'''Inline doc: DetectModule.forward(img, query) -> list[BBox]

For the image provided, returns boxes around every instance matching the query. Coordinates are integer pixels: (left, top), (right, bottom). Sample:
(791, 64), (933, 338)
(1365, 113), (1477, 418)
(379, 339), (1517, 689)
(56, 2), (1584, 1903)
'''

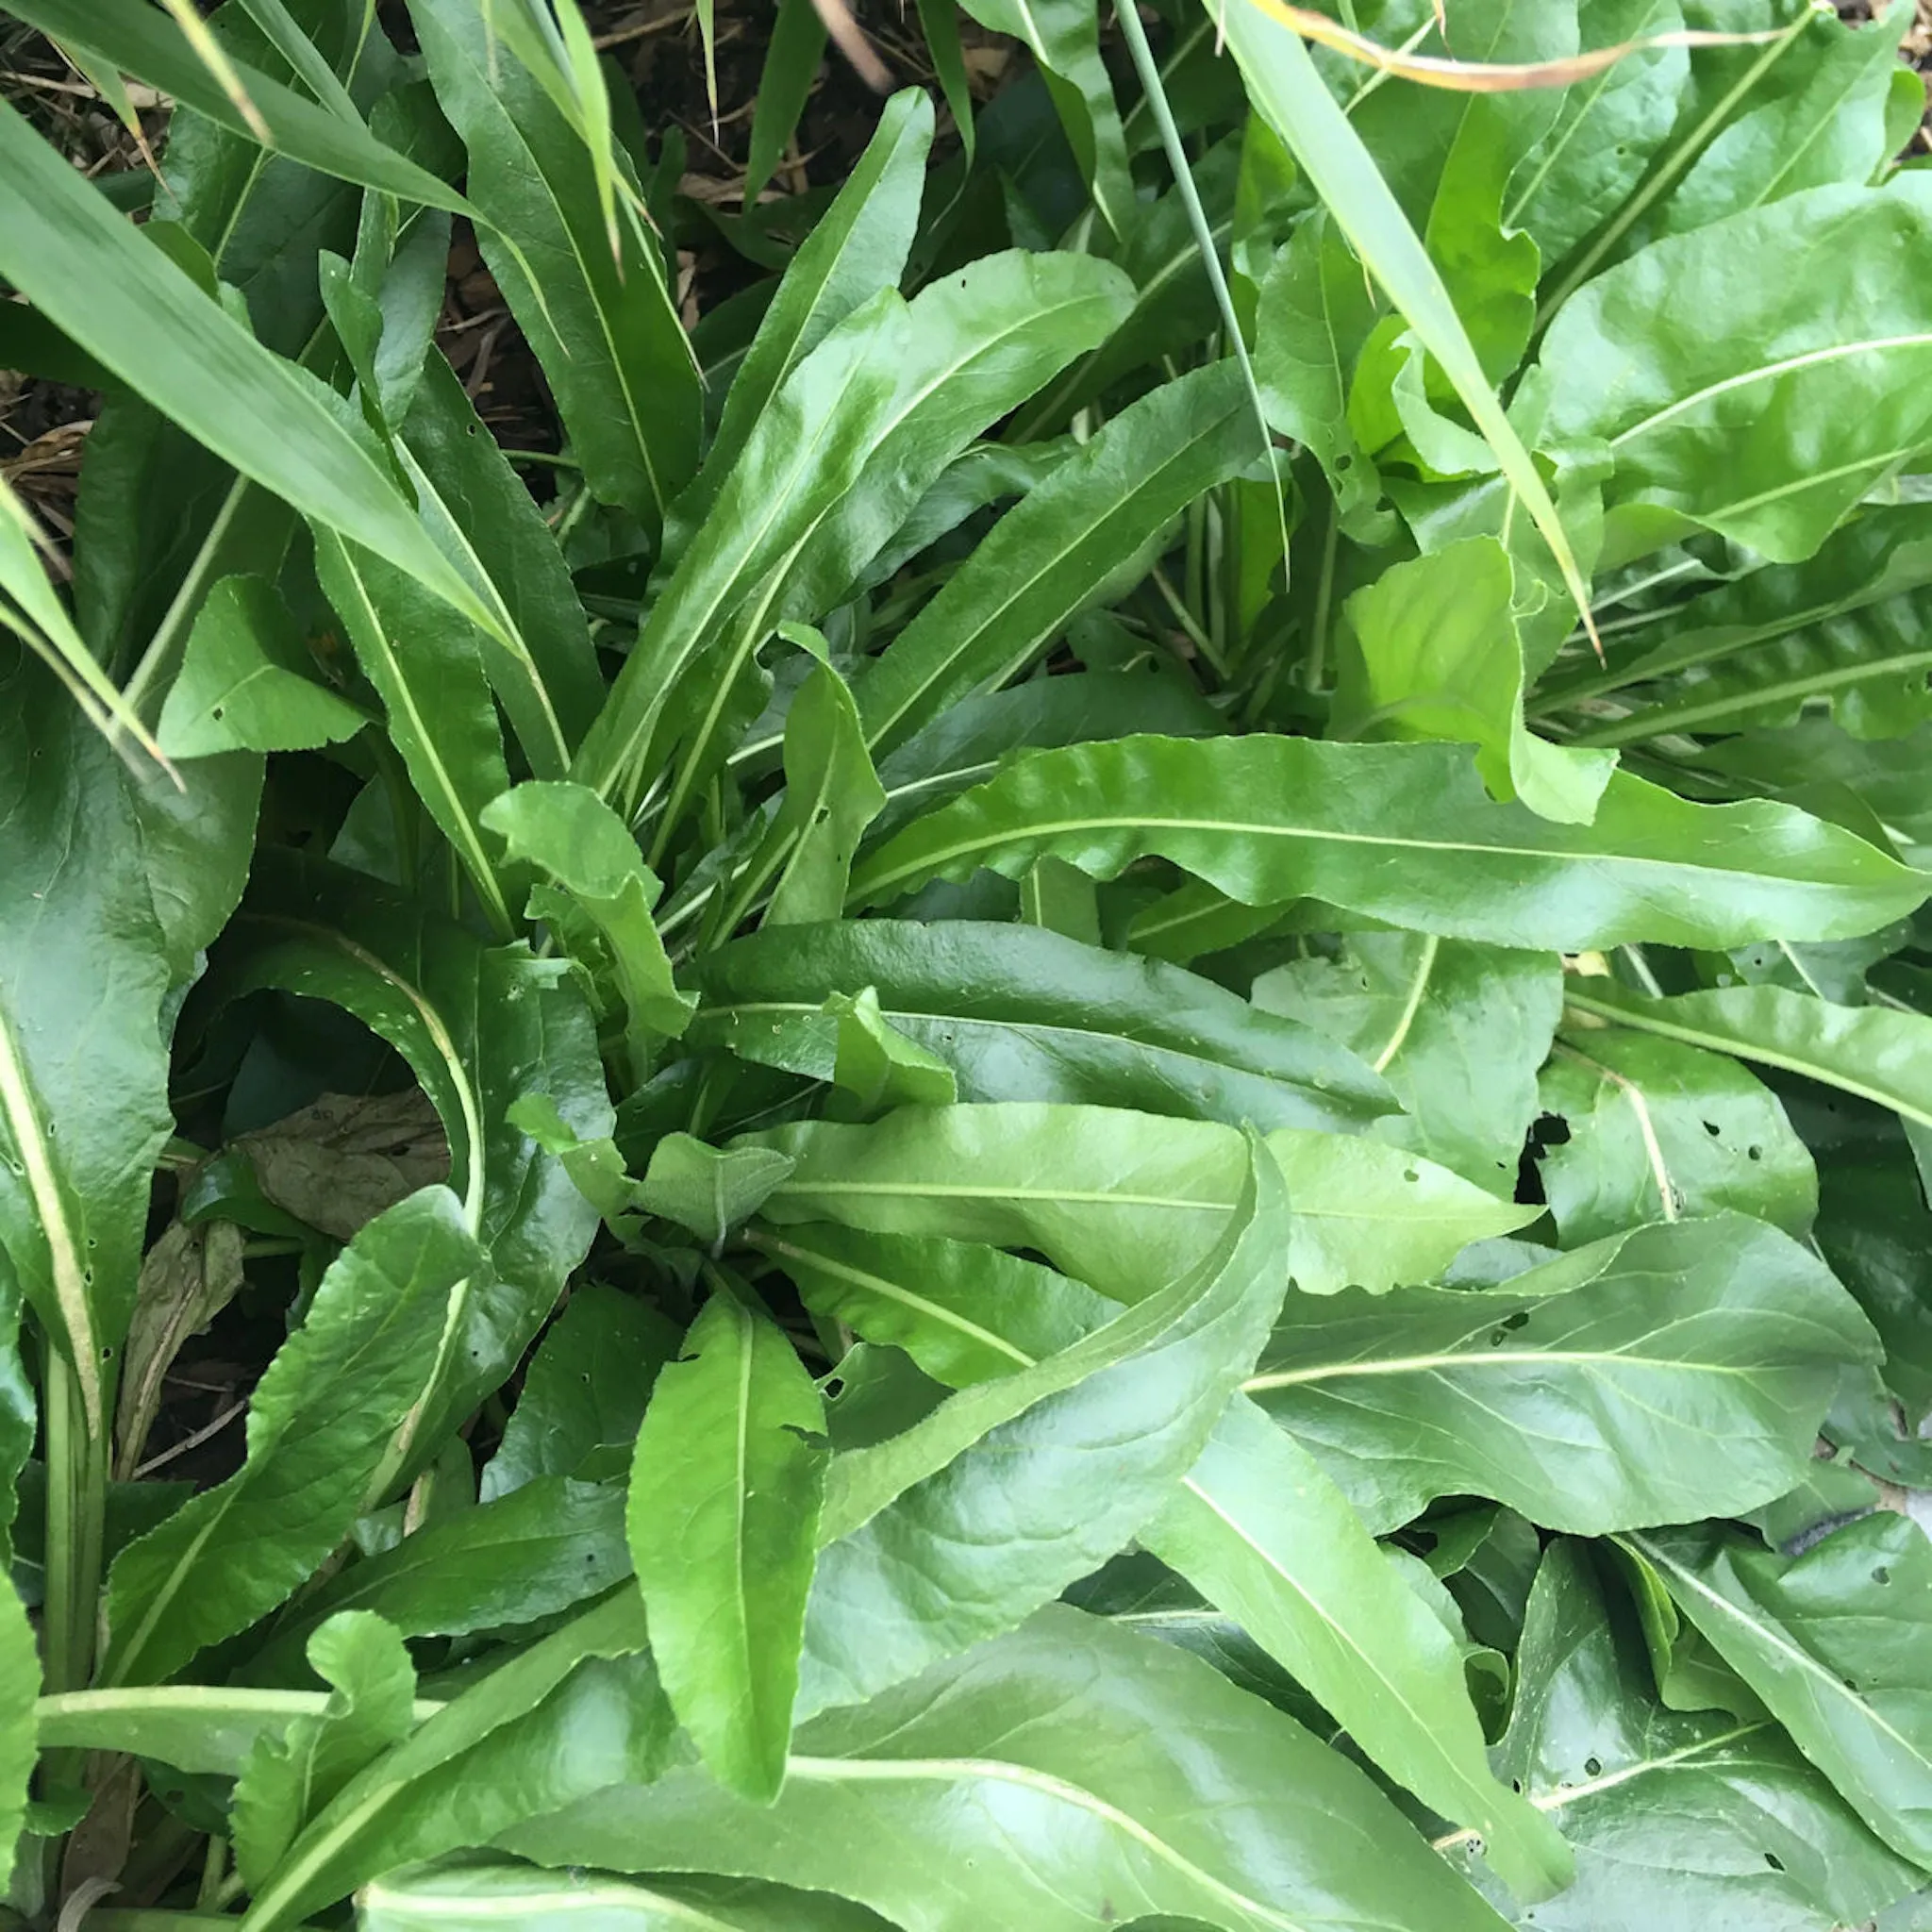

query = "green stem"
(42, 1346), (107, 1696)
(1306, 501), (1340, 692)
(1114, 0), (1291, 594)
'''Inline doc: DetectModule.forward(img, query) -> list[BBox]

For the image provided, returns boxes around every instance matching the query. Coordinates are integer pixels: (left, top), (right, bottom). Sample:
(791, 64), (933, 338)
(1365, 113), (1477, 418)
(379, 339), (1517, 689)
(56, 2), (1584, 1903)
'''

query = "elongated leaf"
(312, 526), (516, 935)
(102, 1188), (481, 1686)
(1247, 1213), (1878, 1534)
(1145, 1398), (1571, 1902)
(750, 663), (887, 928)
(796, 1132), (1285, 1712)
(35, 1683), (444, 1780)
(758, 1224), (1119, 1389)
(233, 1611), (417, 1890)
(959, 0), (1132, 234)
(1539, 180), (1932, 564)
(695, 920), (1391, 1133)
(1565, 978), (1932, 1146)
(246, 1591), (663, 1930)
(867, 669), (1222, 846)
(359, 1862), (898, 1931)
(400, 352), (607, 765)
(484, 1285), (678, 1500)
(0, 668), (173, 1436)
(0, 97), (490, 628)
(1630, 1515), (1932, 1869)
(1544, 511), (1932, 755)
(1254, 932), (1560, 1191)
(1538, 1026), (1817, 1241)
(250, 1478), (629, 1677)
(1660, 0), (1909, 237)
(1255, 209), (1388, 540)
(574, 294), (908, 804)
(9, 0), (475, 214)
(651, 252), (1137, 838)
(224, 858), (611, 1487)
(1217, 0), (1598, 642)
(857, 363), (1262, 756)
(505, 1605), (1519, 1932)
(670, 92), (933, 552)
(1509, 0), (1690, 268)
(629, 1293), (828, 1801)
(850, 736), (1928, 948)
(411, 0), (700, 535)
(1446, 1539), (1924, 1932)
(752, 1103), (1529, 1301)
(0, 1574), (33, 1892)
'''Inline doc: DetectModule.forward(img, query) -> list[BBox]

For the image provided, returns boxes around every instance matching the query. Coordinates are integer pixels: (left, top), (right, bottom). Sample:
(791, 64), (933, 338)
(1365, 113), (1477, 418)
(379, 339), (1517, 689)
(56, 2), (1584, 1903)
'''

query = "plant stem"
(42, 1345), (106, 1695)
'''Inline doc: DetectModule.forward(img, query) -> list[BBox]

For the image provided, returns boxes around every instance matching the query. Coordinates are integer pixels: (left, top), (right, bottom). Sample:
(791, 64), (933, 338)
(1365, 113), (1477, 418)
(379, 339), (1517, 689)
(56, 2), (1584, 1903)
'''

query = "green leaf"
(157, 573), (368, 758)
(694, 920), (1392, 1134)
(311, 521), (517, 937)
(628, 1292), (828, 1801)
(756, 1224), (1119, 1390)
(824, 989), (959, 1116)
(857, 363), (1263, 757)
(410, 0), (700, 536)
(795, 1130), (1286, 1712)
(671, 91), (933, 552)
(750, 662), (887, 928)
(1538, 1026), (1818, 1242)
(0, 1574), (34, 1892)
(246, 1591), (665, 1930)
(1254, 932), (1559, 1191)
(648, 251), (1137, 841)
(503, 1605), (1520, 1932)
(1446, 1539), (1924, 1932)
(1629, 1515), (1932, 1869)
(483, 780), (695, 1067)
(1255, 211), (1388, 540)
(233, 1611), (417, 1890)
(398, 352), (607, 768)
(1217, 0), (1599, 645)
(745, 0), (827, 203)
(225, 858), (612, 1486)
(1248, 1213), (1879, 1534)
(358, 1862), (900, 1931)
(1540, 504), (1932, 746)
(1564, 978), (1932, 1153)
(1660, 0), (1911, 237)
(1144, 1398), (1573, 1903)
(1508, 0), (1691, 270)
(0, 667), (174, 1437)
(641, 1137), (797, 1248)
(101, 1188), (482, 1686)
(868, 669), (1222, 847)
(849, 736), (1928, 949)
(1538, 180), (1932, 565)
(1419, 0), (1577, 385)
(0, 97), (491, 630)
(958, 0), (1132, 235)
(1334, 537), (1617, 824)
(751, 1103), (1530, 1302)
(249, 1479), (630, 1678)
(483, 1285), (679, 1499)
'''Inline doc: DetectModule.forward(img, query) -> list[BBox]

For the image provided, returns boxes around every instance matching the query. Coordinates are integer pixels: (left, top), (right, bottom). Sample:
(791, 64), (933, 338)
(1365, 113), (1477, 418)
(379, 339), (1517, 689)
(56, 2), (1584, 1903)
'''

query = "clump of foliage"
(4, 0), (1932, 1926)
